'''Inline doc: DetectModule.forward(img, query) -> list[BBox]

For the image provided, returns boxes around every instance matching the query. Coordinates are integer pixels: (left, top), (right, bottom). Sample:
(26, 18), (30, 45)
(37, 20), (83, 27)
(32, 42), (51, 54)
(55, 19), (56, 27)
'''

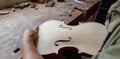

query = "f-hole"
(54, 37), (72, 46)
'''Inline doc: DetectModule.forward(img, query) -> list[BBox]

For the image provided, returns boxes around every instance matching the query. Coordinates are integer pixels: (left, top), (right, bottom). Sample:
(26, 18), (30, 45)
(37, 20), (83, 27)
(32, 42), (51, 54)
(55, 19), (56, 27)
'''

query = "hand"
(22, 26), (44, 59)
(22, 26), (39, 46)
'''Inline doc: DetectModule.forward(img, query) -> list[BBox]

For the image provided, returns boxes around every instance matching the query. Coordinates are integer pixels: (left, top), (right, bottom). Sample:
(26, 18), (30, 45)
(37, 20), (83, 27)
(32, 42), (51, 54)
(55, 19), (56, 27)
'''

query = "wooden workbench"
(0, 0), (101, 59)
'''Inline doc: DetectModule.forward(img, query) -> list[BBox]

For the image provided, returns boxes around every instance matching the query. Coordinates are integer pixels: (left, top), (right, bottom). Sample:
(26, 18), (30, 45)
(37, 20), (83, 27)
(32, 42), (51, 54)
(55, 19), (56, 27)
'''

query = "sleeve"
(90, 1), (120, 59)
(105, 0), (120, 32)
(91, 31), (120, 59)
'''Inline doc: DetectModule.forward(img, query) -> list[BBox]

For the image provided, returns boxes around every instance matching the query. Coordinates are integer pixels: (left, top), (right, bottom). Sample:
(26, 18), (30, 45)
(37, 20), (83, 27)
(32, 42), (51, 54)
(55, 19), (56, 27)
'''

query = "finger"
(24, 29), (34, 37)
(33, 26), (39, 33)
(22, 29), (33, 41)
(24, 29), (31, 36)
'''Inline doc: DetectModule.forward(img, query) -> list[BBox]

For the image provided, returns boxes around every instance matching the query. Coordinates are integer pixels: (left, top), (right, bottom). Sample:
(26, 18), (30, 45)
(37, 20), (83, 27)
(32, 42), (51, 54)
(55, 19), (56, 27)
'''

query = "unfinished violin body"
(37, 20), (107, 55)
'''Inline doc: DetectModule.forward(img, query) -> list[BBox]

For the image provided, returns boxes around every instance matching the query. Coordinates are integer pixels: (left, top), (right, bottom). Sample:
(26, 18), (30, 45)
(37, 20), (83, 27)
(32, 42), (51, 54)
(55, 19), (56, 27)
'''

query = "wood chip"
(45, 1), (55, 7)
(0, 10), (10, 15)
(30, 3), (37, 8)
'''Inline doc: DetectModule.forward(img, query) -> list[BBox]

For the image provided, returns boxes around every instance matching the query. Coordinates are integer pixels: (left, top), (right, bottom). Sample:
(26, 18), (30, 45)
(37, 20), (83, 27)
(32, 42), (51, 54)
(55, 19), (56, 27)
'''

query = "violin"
(37, 20), (107, 55)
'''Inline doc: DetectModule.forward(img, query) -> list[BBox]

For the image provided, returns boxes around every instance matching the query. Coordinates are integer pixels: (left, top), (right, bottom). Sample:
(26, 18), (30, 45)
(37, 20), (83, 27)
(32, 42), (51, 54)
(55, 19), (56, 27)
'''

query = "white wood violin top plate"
(37, 20), (107, 55)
